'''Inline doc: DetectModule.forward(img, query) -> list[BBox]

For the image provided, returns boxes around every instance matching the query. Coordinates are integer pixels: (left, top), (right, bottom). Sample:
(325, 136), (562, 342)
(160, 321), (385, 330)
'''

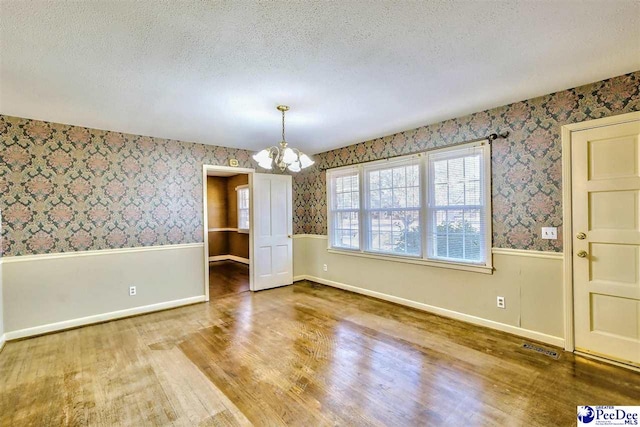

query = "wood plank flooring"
(209, 261), (250, 299)
(1, 281), (638, 426)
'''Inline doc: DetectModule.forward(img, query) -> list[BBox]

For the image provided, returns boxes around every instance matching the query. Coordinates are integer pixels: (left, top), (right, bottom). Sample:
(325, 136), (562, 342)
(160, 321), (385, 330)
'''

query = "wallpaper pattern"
(2, 72), (638, 256)
(293, 71), (640, 252)
(0, 116), (263, 256)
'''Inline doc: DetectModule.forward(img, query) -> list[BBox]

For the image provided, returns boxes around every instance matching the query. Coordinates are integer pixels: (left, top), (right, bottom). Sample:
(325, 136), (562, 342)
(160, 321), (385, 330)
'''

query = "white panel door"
(252, 173), (293, 291)
(572, 120), (640, 367)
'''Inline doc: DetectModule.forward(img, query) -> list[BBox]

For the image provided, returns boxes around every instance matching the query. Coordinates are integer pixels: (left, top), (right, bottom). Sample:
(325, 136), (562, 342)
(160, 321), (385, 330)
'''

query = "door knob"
(577, 250), (588, 258)
(576, 232), (586, 240)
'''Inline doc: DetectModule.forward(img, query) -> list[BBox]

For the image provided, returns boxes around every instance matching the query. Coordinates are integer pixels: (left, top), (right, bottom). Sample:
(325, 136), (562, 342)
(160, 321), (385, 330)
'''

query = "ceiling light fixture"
(253, 105), (314, 172)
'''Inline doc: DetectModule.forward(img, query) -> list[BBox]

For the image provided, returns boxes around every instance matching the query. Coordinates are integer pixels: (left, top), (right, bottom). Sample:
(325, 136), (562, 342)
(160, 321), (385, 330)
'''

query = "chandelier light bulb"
(258, 158), (273, 170)
(288, 162), (301, 172)
(282, 147), (297, 164)
(253, 149), (271, 162)
(299, 153), (314, 168)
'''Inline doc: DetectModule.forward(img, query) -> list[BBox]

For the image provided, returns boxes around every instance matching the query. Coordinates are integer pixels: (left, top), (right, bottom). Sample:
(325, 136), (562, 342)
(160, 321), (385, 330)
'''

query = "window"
(237, 185), (249, 232)
(427, 146), (488, 264)
(364, 158), (421, 256)
(328, 168), (360, 249)
(327, 141), (492, 271)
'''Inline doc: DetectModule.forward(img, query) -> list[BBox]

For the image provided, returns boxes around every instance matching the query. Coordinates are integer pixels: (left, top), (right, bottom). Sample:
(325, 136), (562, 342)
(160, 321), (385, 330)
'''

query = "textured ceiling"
(1, 1), (639, 154)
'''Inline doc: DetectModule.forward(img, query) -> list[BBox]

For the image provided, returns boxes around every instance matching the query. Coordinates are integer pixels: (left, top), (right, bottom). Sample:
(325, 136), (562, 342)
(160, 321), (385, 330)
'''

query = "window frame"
(326, 140), (493, 274)
(362, 155), (423, 258)
(327, 166), (362, 251)
(236, 185), (250, 233)
(425, 142), (492, 266)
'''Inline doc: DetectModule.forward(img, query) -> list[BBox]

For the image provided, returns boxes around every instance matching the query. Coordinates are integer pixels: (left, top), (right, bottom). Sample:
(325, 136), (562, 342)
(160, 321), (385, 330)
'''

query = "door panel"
(590, 294), (639, 340)
(588, 135), (639, 179)
(573, 120), (640, 366)
(589, 190), (639, 230)
(252, 173), (293, 291)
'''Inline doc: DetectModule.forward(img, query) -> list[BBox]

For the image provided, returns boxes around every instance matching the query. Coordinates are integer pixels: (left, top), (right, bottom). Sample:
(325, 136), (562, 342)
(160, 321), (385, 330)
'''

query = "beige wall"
(0, 213), (4, 347)
(0, 258), (4, 346)
(293, 235), (564, 344)
(0, 262), (3, 344)
(2, 244), (205, 336)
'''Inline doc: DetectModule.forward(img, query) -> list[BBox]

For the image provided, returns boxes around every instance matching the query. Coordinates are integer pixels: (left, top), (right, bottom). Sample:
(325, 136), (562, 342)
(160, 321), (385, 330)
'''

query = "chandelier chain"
(281, 108), (286, 143)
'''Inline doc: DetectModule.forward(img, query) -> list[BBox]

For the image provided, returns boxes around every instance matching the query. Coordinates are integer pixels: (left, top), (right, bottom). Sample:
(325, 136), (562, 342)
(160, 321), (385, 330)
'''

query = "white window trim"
(236, 184), (250, 233)
(362, 155), (422, 257)
(326, 166), (361, 251)
(426, 142), (492, 268)
(326, 140), (493, 274)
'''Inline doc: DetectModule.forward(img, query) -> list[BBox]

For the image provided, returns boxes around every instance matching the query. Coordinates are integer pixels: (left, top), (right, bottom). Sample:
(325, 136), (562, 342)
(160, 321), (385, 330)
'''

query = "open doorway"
(202, 165), (254, 300)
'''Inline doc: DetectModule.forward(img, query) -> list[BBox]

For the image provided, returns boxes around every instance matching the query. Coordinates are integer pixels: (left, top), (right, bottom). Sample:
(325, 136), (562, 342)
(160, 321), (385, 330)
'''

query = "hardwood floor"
(209, 261), (249, 298)
(1, 281), (638, 426)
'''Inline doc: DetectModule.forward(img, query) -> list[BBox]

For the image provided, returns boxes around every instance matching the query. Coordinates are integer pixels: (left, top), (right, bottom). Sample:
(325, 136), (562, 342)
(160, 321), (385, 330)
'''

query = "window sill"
(326, 248), (493, 274)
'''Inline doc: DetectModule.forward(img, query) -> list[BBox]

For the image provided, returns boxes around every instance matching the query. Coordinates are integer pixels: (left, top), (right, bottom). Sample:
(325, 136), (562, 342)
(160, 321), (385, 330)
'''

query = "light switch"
(541, 227), (557, 240)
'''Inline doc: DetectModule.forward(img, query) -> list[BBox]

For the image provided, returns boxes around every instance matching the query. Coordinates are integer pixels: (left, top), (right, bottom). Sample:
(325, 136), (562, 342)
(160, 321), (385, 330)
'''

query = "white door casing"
(572, 119), (640, 367)
(252, 173), (293, 291)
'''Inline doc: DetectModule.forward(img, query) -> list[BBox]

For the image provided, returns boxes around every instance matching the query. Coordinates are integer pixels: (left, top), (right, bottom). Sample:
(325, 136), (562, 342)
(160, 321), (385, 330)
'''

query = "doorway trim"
(561, 111), (640, 352)
(202, 164), (256, 301)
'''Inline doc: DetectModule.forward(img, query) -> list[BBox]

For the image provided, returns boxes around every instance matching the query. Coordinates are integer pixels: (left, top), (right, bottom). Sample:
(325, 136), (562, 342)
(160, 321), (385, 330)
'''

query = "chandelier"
(252, 105), (314, 172)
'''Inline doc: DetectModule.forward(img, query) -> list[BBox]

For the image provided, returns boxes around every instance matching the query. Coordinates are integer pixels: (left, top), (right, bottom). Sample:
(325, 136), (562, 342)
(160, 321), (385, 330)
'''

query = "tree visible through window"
(328, 169), (360, 249)
(365, 161), (421, 256)
(327, 141), (491, 269)
(428, 150), (485, 263)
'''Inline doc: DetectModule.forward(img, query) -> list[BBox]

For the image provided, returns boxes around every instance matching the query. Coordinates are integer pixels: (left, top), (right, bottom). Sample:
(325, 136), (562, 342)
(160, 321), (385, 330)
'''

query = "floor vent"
(522, 343), (560, 359)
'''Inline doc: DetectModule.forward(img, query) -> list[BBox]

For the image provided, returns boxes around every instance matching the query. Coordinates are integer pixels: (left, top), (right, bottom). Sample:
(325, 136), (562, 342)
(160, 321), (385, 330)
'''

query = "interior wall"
(228, 233), (249, 259)
(293, 235), (564, 345)
(226, 174), (249, 259)
(0, 115), (256, 257)
(0, 211), (4, 348)
(0, 115), (256, 338)
(292, 71), (640, 250)
(288, 71), (638, 347)
(207, 176), (230, 257)
(226, 174), (248, 227)
(207, 176), (228, 228)
(205, 174), (250, 260)
(3, 244), (204, 336)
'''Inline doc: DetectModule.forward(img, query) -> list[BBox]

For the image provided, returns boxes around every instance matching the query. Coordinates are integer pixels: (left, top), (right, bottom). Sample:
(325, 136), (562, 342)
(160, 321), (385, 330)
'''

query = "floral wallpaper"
(293, 71), (640, 252)
(2, 72), (638, 256)
(0, 116), (259, 256)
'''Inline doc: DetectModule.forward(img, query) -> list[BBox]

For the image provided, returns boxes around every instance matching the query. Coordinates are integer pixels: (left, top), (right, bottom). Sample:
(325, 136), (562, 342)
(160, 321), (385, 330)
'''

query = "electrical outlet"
(497, 296), (505, 309)
(129, 286), (137, 296)
(323, 264), (328, 272)
(541, 227), (557, 240)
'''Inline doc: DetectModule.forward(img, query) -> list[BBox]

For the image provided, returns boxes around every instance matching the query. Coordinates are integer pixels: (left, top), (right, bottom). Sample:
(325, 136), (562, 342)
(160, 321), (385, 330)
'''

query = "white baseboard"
(294, 275), (564, 348)
(0, 334), (5, 352)
(209, 255), (250, 264)
(4, 295), (206, 341)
